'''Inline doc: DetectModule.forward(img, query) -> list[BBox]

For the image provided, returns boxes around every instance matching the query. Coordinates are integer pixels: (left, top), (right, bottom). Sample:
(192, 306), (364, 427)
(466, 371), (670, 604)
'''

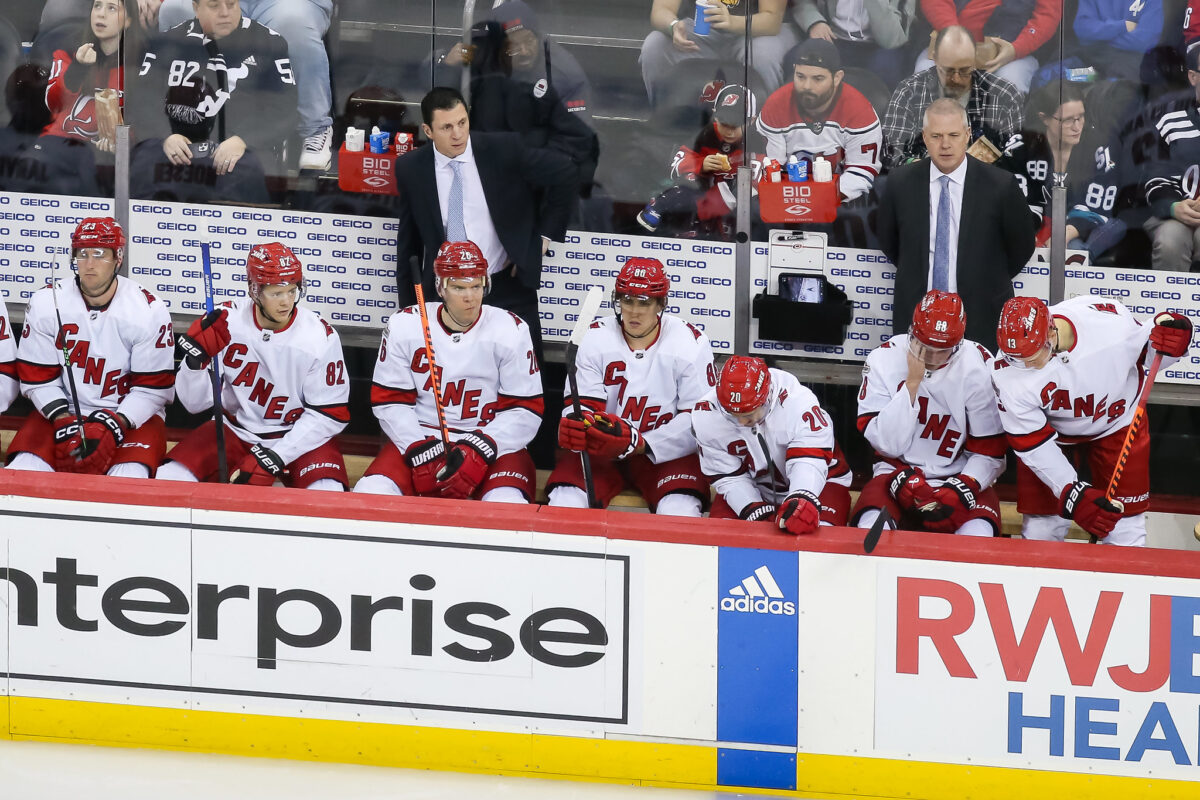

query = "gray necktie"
(932, 174), (952, 291)
(446, 160), (467, 242)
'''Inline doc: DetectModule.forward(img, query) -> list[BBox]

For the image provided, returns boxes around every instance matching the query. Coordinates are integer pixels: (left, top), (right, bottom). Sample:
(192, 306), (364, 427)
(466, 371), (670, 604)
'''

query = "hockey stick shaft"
(50, 247), (85, 425)
(565, 352), (599, 509)
(200, 243), (228, 483)
(1104, 351), (1161, 502)
(863, 506), (891, 554)
(409, 256), (452, 450)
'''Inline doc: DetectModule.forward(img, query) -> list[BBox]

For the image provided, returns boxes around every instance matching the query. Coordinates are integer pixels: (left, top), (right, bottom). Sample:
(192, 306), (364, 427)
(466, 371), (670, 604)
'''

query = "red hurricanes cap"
(717, 356), (772, 415)
(71, 217), (125, 251)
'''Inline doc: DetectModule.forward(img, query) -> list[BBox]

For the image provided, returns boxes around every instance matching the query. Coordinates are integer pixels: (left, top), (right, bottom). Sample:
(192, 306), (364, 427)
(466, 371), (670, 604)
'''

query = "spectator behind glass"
(883, 25), (1023, 167)
(40, 0), (162, 32)
(1074, 0), (1163, 81)
(157, 0), (333, 171)
(44, 0), (143, 153)
(915, 0), (1062, 94)
(640, 0), (796, 108)
(1142, 44), (1200, 271)
(793, 0), (918, 88)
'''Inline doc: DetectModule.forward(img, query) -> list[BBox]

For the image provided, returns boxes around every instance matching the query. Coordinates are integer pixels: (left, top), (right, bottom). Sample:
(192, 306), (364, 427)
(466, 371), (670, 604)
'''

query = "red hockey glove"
(435, 431), (498, 500)
(231, 443), (285, 486)
(1150, 311), (1192, 358)
(557, 410), (594, 452)
(1059, 480), (1123, 539)
(177, 309), (230, 369)
(73, 409), (129, 475)
(584, 412), (641, 460)
(404, 437), (446, 496)
(888, 468), (950, 519)
(927, 475), (982, 533)
(739, 501), (777, 522)
(52, 413), (84, 470)
(776, 490), (822, 535)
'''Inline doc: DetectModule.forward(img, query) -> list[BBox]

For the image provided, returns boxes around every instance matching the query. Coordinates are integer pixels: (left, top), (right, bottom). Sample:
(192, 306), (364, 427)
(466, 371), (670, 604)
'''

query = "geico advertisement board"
(0, 502), (630, 730)
(873, 558), (1200, 781)
(0, 191), (114, 303)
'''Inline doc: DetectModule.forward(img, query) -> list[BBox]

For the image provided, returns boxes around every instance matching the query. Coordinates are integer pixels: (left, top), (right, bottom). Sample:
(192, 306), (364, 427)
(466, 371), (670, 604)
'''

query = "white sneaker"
(299, 126), (332, 171)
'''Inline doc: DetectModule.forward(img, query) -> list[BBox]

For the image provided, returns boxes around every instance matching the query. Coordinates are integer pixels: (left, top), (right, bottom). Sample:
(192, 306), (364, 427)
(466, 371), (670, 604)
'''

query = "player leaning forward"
(10, 218), (173, 476)
(852, 291), (1006, 536)
(157, 243), (351, 489)
(992, 295), (1192, 546)
(693, 356), (853, 532)
(547, 257), (714, 516)
(355, 241), (542, 501)
(0, 298), (16, 423)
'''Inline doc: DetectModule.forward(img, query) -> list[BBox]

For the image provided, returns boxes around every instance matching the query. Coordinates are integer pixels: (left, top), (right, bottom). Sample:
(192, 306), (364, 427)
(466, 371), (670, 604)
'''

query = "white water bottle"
(813, 156), (833, 183)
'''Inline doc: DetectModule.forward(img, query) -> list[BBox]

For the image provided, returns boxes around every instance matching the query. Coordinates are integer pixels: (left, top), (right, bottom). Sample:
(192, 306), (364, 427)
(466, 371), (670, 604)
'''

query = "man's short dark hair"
(421, 87), (468, 126)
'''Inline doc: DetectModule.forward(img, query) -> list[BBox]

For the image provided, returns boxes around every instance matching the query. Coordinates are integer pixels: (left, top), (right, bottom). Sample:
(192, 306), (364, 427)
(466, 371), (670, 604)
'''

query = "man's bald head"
(933, 26), (976, 99)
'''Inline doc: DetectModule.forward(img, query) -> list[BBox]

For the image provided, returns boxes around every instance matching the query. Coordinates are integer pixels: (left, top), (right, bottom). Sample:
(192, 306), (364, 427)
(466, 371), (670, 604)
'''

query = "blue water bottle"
(693, 1), (711, 36)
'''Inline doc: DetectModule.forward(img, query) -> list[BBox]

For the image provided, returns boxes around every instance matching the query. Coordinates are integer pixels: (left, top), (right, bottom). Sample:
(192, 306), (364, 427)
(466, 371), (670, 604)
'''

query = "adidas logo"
(720, 566), (795, 616)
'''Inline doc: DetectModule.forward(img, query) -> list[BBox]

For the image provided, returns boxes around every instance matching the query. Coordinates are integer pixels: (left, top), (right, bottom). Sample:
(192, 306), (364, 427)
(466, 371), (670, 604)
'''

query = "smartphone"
(779, 273), (824, 304)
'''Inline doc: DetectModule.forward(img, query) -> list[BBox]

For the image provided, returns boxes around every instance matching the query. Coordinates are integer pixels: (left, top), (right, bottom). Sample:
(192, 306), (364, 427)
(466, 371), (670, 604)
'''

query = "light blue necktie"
(446, 160), (467, 242)
(932, 174), (952, 291)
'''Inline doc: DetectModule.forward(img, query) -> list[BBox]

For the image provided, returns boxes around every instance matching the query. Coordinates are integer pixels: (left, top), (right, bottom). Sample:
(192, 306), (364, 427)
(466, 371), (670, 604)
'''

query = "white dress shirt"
(433, 139), (508, 274)
(927, 156), (967, 292)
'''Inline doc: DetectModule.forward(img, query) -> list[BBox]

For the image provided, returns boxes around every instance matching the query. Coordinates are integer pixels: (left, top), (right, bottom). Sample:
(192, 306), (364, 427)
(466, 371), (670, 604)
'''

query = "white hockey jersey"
(0, 300), (17, 412)
(370, 303), (542, 455)
(18, 277), (174, 425)
(692, 368), (836, 514)
(857, 334), (1006, 486)
(569, 314), (715, 464)
(990, 296), (1161, 498)
(175, 299), (349, 465)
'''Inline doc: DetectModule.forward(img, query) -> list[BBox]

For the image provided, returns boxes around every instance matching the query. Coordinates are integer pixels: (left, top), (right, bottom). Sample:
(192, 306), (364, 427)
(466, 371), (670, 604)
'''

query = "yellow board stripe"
(3, 697), (1196, 799)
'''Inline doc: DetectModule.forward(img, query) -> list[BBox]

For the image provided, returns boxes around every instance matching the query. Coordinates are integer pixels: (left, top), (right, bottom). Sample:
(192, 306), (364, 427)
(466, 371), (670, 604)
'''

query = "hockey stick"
(565, 287), (605, 509)
(199, 243), (229, 483)
(863, 506), (892, 554)
(409, 255), (452, 452)
(50, 246), (87, 456)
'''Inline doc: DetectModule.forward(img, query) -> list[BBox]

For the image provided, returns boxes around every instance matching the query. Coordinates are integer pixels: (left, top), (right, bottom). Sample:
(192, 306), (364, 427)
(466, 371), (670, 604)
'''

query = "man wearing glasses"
(882, 26), (1023, 168)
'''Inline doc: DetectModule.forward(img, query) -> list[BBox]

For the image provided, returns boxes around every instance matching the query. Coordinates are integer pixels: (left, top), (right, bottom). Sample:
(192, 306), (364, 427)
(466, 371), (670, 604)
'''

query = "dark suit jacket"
(393, 131), (577, 307)
(877, 155), (1036, 350)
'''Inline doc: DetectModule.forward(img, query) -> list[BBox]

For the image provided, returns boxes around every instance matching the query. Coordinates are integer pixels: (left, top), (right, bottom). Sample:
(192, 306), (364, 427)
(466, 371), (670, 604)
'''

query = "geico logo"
(856, 254), (890, 262)
(181, 300), (204, 310)
(882, 271), (895, 280)
(542, 280), (554, 289)
(211, 226), (248, 236)
(331, 249), (370, 261)
(47, 215), (83, 225)
(692, 307), (729, 316)
(827, 251), (846, 260)
(69, 200), (109, 210)
(282, 214), (321, 225)
(754, 340), (795, 350)
(854, 347), (872, 357)
(754, 246), (768, 256)
(641, 241), (682, 251)
(356, 267), (391, 277)
(538, 310), (553, 320)
(854, 317), (892, 326)
(161, 253), (195, 263)
(306, 294), (343, 304)
(181, 207), (221, 217)
(543, 296), (579, 306)
(381, 284), (396, 293)
(803, 344), (842, 354)
(1176, 371), (1200, 380)
(692, 276), (732, 285)
(0, 242), (34, 252)
(881, 302), (892, 311)
(232, 211), (271, 221)
(594, 269), (619, 278)
(543, 327), (572, 337)
(666, 259), (706, 268)
(543, 265), (580, 274)
(158, 222), (197, 232)
(693, 245), (732, 254)
(1065, 269), (1107, 280)
(0, 212), (34, 221)
(310, 233), (347, 243)
(155, 284), (196, 294)
(331, 312), (371, 322)
(332, 281), (370, 291)
(306, 278), (322, 288)
(20, 229), (58, 238)
(382, 253), (396, 262)
(676, 290), (705, 299)
(291, 247), (321, 257)
(830, 268), (872, 278)
(566, 251), (603, 261)
(356, 236), (395, 246)
(133, 267), (171, 276)
(20, 259), (53, 269)
(564, 234), (581, 243)
(331, 218), (371, 228)
(133, 204), (170, 214)
(308, 263), (347, 273)
(0, 258), (10, 267)
(754, 278), (767, 287)
(211, 256), (242, 265)
(665, 304), (681, 313)
(213, 287), (240, 296)
(20, 198), (59, 207)
(0, 273), (33, 283)
(1166, 275), (1200, 285)
(590, 236), (630, 247)
(846, 331), (869, 340)
(232, 242), (250, 250)
(1142, 290), (1181, 300)
(858, 286), (893, 295)
(181, 239), (204, 248)
(181, 270), (200, 279)
(356, 298), (391, 308)
(383, 222), (398, 231)
(564, 281), (600, 292)
(1127, 305), (1156, 315)
(1113, 272), (1154, 282)
(1090, 287), (1128, 297)
(1024, 265), (1049, 275)
(711, 339), (731, 349)
(256, 228), (297, 239)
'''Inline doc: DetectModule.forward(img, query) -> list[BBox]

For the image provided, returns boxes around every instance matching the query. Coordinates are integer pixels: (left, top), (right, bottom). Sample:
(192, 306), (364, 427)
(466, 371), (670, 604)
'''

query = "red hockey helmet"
(247, 241), (303, 288)
(717, 356), (772, 424)
(997, 296), (1052, 361)
(911, 290), (965, 349)
(71, 217), (125, 253)
(615, 257), (670, 299)
(434, 240), (489, 292)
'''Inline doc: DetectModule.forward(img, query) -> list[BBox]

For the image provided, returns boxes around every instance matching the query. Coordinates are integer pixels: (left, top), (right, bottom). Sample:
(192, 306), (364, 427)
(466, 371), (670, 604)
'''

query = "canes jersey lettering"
(371, 304), (543, 454)
(569, 314), (715, 463)
(857, 334), (1006, 483)
(990, 296), (1163, 496)
(0, 300), (16, 412)
(175, 298), (349, 465)
(18, 278), (174, 425)
(692, 368), (849, 515)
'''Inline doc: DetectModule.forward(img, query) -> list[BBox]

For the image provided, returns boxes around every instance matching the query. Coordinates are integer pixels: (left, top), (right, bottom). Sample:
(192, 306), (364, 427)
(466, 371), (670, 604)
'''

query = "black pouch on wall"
(752, 277), (852, 345)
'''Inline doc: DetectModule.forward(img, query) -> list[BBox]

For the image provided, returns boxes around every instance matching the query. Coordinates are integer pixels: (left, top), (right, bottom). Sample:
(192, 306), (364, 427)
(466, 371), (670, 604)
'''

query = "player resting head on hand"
(246, 242), (303, 330)
(434, 240), (489, 331)
(908, 289), (965, 374)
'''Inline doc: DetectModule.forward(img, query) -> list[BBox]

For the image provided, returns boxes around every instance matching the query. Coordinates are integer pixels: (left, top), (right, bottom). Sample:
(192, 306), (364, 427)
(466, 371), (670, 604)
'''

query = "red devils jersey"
(370, 304), (543, 455)
(671, 124), (745, 186)
(175, 299), (349, 465)
(18, 277), (174, 426)
(44, 49), (124, 142)
(0, 300), (16, 412)
(692, 368), (848, 515)
(570, 314), (715, 464)
(1186, 0), (1200, 46)
(857, 334), (1006, 486)
(990, 296), (1158, 497)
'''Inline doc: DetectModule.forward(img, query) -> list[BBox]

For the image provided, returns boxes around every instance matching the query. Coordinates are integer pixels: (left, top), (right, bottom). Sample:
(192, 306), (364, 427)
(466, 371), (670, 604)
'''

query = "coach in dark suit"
(877, 97), (1035, 350)
(393, 86), (577, 355)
